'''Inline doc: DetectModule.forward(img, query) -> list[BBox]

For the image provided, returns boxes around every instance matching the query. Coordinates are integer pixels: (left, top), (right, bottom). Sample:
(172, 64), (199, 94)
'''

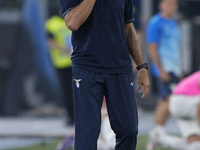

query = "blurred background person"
(45, 15), (74, 126)
(100, 99), (115, 150)
(147, 71), (200, 150)
(168, 71), (200, 150)
(146, 0), (181, 148)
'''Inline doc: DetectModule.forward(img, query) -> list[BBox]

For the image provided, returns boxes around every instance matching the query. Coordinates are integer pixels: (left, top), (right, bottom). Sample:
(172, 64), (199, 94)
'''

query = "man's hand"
(138, 69), (150, 100)
(160, 71), (171, 83)
(124, 23), (150, 99)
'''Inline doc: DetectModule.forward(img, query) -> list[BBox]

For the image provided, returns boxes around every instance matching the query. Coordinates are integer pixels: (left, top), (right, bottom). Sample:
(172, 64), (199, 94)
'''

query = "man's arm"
(125, 23), (150, 100)
(64, 0), (96, 31)
(148, 43), (171, 82)
(125, 23), (143, 66)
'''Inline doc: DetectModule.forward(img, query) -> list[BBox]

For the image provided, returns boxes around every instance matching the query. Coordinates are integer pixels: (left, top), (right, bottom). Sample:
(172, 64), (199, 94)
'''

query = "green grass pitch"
(13, 136), (172, 150)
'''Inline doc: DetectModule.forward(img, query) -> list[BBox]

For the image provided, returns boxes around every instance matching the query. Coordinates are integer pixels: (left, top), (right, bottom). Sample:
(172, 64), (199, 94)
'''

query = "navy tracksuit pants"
(72, 67), (138, 150)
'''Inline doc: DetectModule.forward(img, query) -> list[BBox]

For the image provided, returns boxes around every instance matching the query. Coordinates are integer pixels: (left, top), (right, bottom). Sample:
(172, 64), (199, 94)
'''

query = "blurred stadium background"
(0, 0), (200, 149)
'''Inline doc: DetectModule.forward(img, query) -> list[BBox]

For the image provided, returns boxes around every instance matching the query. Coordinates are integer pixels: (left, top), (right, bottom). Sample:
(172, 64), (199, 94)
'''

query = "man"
(59, 0), (150, 149)
(146, 0), (181, 148)
(45, 15), (74, 125)
(147, 71), (200, 150)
